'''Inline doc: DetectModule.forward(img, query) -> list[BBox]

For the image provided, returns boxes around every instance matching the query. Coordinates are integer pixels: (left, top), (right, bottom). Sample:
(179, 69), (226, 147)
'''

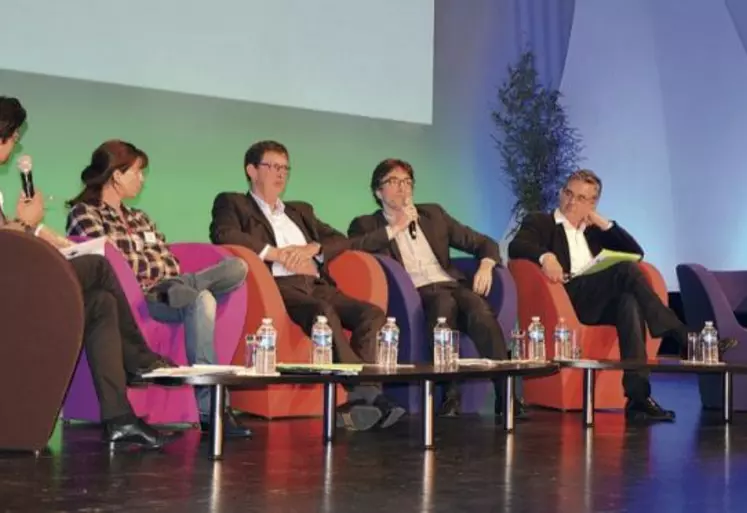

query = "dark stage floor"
(3, 375), (747, 512)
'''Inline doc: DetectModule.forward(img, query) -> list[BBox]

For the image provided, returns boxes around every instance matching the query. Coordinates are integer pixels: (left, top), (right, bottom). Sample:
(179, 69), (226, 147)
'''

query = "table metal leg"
(322, 382), (337, 444)
(723, 371), (733, 424)
(422, 380), (434, 449)
(209, 384), (226, 460)
(582, 369), (595, 428)
(503, 376), (515, 432)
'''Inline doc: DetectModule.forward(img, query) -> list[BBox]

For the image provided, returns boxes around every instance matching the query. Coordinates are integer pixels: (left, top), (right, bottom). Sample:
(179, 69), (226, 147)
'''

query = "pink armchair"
(62, 242), (248, 425)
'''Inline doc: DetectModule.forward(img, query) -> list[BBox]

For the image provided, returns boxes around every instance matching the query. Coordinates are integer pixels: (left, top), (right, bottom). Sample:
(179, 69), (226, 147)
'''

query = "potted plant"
(492, 50), (584, 256)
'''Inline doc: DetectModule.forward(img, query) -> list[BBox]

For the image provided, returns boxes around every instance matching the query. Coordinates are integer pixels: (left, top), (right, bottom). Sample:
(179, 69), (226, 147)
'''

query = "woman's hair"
(66, 140), (148, 207)
(0, 96), (27, 142)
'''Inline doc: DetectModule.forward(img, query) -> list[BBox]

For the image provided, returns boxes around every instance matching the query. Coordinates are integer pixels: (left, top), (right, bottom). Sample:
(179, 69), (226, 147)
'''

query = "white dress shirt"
(252, 193), (310, 277)
(384, 213), (454, 289)
(553, 209), (594, 276)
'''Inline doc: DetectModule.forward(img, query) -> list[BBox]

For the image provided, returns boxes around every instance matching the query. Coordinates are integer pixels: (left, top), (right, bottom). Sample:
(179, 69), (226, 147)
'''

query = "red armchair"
(223, 246), (388, 418)
(508, 259), (667, 410)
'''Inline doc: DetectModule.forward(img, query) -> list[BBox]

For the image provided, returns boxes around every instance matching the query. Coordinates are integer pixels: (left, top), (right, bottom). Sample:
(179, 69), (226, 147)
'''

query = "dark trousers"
(277, 275), (386, 404)
(69, 255), (160, 420)
(565, 262), (686, 401)
(418, 280), (509, 398)
(277, 275), (385, 364)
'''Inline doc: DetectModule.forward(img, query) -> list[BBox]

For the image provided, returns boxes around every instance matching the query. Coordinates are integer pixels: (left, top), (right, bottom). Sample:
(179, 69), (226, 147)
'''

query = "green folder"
(572, 249), (642, 277)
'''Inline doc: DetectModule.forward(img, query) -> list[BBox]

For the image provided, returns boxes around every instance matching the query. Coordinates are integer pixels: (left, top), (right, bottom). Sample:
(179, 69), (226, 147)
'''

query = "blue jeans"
(147, 257), (247, 416)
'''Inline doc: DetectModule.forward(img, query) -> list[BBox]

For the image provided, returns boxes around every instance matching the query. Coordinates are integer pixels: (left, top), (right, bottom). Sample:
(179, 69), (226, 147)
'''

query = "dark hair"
(0, 96), (27, 143)
(565, 168), (603, 199)
(66, 140), (149, 207)
(369, 158), (415, 207)
(243, 140), (289, 177)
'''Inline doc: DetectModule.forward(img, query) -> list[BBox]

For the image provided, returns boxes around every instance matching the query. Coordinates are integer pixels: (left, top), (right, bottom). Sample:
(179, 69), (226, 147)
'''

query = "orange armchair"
(222, 246), (387, 418)
(508, 259), (667, 410)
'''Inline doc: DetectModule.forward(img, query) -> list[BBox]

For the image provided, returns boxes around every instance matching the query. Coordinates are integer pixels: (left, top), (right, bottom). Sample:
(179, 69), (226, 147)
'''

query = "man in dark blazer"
(209, 140), (405, 432)
(509, 169), (736, 422)
(348, 158), (519, 418)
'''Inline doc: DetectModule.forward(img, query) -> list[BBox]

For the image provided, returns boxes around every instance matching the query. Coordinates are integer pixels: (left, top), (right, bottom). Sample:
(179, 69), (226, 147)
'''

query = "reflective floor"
(3, 374), (747, 512)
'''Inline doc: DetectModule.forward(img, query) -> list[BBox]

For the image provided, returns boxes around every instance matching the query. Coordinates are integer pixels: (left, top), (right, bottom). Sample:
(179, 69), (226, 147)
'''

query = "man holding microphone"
(348, 158), (522, 418)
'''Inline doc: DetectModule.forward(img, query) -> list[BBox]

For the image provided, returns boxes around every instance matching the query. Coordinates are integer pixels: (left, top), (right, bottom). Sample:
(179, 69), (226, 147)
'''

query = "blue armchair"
(374, 256), (518, 413)
(677, 263), (747, 410)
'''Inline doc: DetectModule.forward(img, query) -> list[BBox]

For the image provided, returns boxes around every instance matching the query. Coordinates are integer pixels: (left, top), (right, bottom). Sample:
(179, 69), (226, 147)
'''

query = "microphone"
(405, 197), (416, 240)
(17, 155), (35, 199)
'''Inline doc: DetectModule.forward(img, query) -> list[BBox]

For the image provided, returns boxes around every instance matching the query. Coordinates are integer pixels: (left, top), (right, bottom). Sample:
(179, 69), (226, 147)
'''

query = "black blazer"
(209, 192), (391, 277)
(347, 203), (501, 283)
(508, 212), (644, 274)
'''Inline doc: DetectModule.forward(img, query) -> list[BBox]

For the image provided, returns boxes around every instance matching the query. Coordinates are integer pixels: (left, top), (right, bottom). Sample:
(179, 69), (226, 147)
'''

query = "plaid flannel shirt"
(66, 201), (181, 290)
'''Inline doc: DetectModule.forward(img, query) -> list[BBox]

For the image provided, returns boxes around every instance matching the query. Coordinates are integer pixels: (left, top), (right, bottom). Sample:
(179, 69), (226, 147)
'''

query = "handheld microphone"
(17, 155), (35, 199)
(405, 197), (416, 240)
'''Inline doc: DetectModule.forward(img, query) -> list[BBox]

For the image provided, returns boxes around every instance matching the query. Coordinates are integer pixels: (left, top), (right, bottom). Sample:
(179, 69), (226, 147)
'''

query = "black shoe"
(335, 399), (382, 431)
(200, 410), (253, 438)
(372, 395), (406, 429)
(625, 397), (676, 423)
(719, 338), (738, 357)
(104, 417), (175, 449)
(495, 397), (529, 420)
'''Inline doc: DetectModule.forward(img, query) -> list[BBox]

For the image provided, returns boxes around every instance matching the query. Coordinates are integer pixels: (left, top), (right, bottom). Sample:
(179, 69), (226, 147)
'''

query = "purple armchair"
(374, 256), (518, 413)
(677, 263), (747, 410)
(62, 242), (248, 425)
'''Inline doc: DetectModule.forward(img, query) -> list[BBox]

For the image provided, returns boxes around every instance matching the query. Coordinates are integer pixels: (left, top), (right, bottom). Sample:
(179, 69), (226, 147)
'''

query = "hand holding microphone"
(404, 197), (418, 239)
(17, 154), (35, 199)
(389, 197), (418, 237)
(14, 155), (45, 229)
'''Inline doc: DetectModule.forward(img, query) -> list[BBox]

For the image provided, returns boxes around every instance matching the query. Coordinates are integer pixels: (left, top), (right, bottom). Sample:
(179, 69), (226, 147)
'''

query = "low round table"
(556, 358), (747, 426)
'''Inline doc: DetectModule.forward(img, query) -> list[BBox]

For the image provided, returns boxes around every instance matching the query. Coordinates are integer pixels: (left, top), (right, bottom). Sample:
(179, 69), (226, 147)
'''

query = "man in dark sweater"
(509, 169), (736, 422)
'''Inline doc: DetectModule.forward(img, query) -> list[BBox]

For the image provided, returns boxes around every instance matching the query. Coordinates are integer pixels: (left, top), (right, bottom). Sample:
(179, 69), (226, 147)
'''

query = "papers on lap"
(59, 236), (107, 260)
(572, 249), (642, 277)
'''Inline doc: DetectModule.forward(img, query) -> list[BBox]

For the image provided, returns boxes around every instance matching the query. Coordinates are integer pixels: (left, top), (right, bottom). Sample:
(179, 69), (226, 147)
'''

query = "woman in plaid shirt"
(66, 140), (251, 438)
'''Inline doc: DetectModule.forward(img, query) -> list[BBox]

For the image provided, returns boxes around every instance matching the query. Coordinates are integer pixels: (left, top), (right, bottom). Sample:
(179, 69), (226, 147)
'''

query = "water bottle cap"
(437, 317), (446, 323)
(261, 318), (273, 324)
(558, 317), (565, 323)
(386, 317), (396, 323)
(705, 321), (714, 327)
(531, 316), (540, 321)
(317, 315), (328, 323)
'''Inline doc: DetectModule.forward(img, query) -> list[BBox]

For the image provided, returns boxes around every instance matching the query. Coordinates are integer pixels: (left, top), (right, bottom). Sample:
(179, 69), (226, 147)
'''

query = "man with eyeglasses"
(509, 169), (737, 422)
(348, 158), (523, 419)
(210, 140), (406, 432)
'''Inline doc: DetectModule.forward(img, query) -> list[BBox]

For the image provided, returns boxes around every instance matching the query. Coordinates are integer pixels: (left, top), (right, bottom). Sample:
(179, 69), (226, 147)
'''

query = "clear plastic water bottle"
(554, 317), (571, 360)
(311, 315), (334, 365)
(433, 317), (451, 367)
(377, 317), (399, 368)
(700, 321), (719, 365)
(255, 318), (277, 374)
(527, 316), (546, 362)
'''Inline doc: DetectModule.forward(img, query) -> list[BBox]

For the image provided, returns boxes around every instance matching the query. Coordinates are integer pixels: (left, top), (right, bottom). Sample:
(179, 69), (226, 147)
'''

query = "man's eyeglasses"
(381, 177), (414, 188)
(258, 162), (291, 174)
(561, 187), (596, 204)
